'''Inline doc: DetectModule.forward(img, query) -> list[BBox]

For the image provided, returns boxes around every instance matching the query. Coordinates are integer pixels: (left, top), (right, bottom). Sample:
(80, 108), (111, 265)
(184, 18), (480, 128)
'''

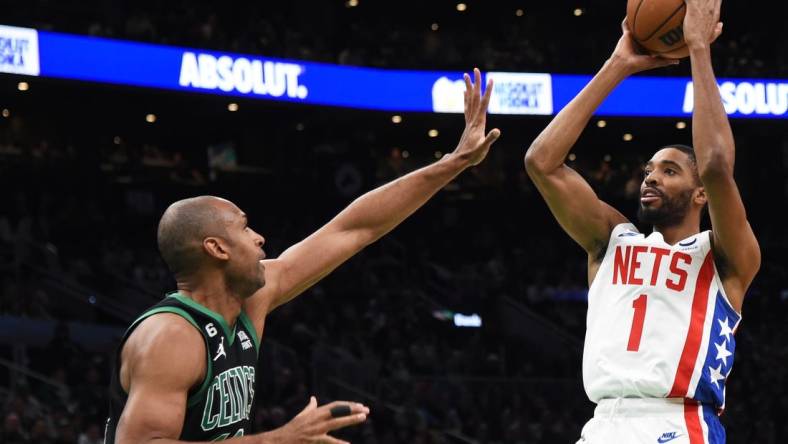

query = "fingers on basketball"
(626, 0), (690, 59)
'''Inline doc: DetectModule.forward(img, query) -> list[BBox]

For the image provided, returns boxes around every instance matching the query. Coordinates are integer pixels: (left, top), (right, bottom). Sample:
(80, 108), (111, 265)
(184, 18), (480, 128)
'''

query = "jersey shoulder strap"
(602, 222), (641, 253)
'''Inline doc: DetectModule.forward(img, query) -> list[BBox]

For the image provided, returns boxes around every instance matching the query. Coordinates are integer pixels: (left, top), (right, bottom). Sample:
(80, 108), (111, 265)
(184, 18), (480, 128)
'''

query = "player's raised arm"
(247, 68), (500, 315)
(684, 0), (759, 309)
(524, 20), (676, 258)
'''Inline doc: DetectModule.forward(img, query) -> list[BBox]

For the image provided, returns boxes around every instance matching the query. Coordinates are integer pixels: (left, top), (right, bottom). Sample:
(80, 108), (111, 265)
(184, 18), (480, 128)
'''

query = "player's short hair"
(157, 196), (228, 277)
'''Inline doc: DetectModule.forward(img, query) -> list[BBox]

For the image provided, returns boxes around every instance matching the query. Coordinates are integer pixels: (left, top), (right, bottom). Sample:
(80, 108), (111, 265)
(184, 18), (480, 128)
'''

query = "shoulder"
(128, 312), (205, 351)
(122, 313), (206, 389)
(611, 222), (640, 237)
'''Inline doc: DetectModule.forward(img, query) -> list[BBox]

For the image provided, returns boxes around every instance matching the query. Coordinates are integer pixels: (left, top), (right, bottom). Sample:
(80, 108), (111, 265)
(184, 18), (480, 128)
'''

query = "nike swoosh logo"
(678, 238), (696, 246)
(657, 435), (683, 443)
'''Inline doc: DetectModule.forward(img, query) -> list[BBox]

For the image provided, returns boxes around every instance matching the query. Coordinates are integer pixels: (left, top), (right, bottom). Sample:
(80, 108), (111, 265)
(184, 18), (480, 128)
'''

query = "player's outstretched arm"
(684, 0), (759, 310)
(114, 315), (368, 444)
(247, 68), (500, 314)
(524, 20), (674, 257)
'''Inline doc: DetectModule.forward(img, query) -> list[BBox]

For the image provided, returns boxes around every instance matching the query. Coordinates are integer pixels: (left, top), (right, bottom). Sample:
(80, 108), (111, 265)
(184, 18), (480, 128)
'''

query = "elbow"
(361, 228), (383, 247)
(524, 142), (561, 180)
(524, 143), (545, 176)
(348, 226), (382, 249)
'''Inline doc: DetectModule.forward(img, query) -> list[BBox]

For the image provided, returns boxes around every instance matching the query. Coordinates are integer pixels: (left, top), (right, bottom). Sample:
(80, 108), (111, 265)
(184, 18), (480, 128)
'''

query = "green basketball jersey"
(105, 292), (260, 442)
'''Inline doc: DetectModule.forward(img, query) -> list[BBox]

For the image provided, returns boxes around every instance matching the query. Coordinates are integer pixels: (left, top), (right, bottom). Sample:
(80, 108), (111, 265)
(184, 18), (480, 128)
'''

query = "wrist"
(442, 150), (473, 171)
(687, 41), (711, 54)
(603, 55), (633, 81)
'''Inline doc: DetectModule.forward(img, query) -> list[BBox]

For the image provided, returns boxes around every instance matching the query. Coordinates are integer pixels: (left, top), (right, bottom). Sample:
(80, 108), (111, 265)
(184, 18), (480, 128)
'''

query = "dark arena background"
(1, 1), (786, 443)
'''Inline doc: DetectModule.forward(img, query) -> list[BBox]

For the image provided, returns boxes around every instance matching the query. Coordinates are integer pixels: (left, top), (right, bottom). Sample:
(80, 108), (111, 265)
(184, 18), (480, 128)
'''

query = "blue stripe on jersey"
(692, 290), (740, 408)
(702, 403), (726, 444)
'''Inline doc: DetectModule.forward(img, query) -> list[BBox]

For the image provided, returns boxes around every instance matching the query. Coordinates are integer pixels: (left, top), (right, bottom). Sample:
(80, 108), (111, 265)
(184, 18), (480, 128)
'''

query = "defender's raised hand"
(452, 68), (501, 167)
(245, 69), (504, 318)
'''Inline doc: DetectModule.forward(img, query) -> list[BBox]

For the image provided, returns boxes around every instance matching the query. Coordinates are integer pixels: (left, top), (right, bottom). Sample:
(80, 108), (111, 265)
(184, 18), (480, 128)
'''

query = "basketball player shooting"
(104, 69), (500, 444)
(524, 1), (759, 442)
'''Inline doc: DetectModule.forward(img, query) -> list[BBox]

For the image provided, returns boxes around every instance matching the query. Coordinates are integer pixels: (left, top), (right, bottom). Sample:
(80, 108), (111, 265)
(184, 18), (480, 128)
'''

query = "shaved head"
(157, 196), (236, 277)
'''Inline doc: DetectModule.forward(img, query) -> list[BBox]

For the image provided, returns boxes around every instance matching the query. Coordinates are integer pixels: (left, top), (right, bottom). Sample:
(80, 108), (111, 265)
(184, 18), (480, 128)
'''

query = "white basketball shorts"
(575, 398), (725, 444)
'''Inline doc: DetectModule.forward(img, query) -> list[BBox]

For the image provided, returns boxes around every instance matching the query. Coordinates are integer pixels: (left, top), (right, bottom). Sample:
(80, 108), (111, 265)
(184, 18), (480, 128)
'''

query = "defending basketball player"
(524, 1), (759, 443)
(105, 69), (500, 443)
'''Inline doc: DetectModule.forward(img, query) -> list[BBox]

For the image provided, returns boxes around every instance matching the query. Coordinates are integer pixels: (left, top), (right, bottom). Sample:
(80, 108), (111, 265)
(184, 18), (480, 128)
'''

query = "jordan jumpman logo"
(213, 336), (227, 361)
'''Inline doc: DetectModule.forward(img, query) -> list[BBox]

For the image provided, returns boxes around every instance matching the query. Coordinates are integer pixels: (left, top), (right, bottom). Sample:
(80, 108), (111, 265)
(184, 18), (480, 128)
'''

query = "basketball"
(626, 0), (689, 59)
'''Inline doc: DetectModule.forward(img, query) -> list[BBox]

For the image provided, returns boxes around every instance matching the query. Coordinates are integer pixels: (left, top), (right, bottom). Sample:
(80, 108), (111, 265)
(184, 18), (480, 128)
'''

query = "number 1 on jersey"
(627, 294), (647, 352)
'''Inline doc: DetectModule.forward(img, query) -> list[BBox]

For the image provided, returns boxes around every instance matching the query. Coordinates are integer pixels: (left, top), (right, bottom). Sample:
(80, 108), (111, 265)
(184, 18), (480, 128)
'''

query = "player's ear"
(694, 186), (707, 207)
(203, 237), (230, 261)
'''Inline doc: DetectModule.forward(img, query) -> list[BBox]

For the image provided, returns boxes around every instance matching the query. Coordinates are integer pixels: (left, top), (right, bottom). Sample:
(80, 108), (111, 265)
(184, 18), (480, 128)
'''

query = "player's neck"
(175, 276), (243, 328)
(652, 221), (700, 246)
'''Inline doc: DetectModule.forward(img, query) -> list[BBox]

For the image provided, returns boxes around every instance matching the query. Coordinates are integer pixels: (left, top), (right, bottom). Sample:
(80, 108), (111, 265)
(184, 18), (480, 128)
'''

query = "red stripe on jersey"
(684, 400), (705, 444)
(668, 253), (715, 397)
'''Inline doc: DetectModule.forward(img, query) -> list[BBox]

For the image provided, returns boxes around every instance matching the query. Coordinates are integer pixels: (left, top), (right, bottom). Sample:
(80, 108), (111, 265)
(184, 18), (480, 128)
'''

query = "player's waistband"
(594, 398), (707, 417)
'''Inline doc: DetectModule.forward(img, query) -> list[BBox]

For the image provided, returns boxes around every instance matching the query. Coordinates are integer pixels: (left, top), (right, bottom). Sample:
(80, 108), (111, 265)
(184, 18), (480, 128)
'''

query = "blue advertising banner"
(1, 25), (785, 119)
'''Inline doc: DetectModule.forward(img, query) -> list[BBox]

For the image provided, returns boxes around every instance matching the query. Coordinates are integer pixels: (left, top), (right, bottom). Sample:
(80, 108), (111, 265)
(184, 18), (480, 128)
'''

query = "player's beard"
(637, 188), (694, 228)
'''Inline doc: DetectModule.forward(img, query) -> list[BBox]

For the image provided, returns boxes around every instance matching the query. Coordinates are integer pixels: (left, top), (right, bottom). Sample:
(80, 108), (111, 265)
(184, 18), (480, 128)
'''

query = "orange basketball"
(626, 0), (689, 59)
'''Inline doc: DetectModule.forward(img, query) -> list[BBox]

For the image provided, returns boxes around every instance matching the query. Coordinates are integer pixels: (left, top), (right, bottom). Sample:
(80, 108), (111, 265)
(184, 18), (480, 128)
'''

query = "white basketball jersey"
(583, 223), (741, 410)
